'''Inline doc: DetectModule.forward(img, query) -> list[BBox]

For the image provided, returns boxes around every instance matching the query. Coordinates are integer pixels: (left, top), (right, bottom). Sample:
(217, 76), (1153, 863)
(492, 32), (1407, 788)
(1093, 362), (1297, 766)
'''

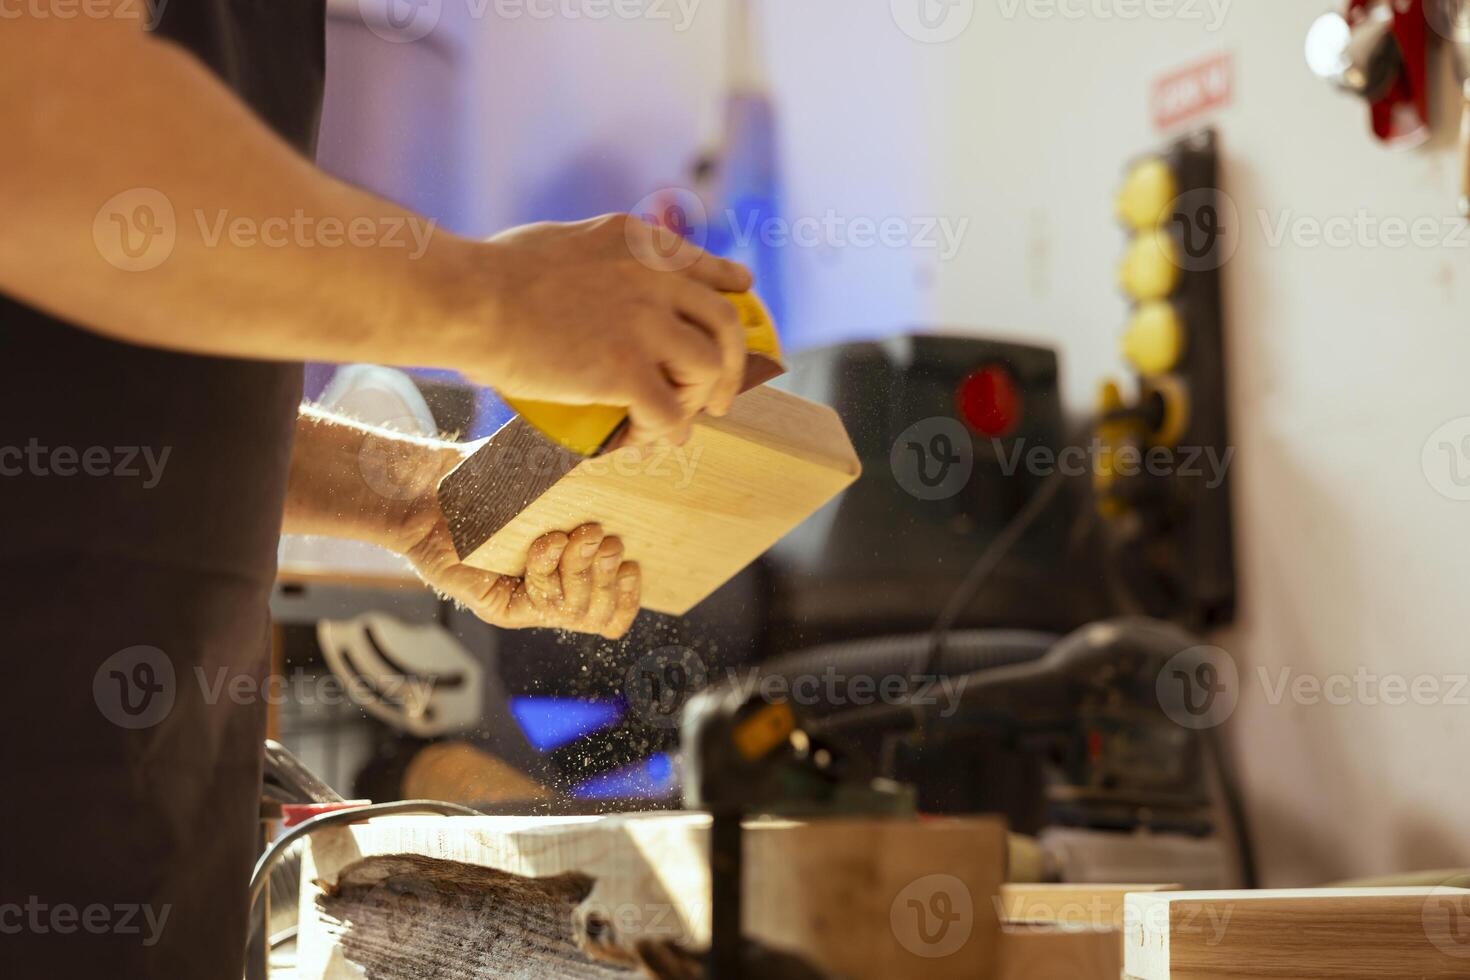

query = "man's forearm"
(0, 12), (482, 370)
(282, 406), (464, 554)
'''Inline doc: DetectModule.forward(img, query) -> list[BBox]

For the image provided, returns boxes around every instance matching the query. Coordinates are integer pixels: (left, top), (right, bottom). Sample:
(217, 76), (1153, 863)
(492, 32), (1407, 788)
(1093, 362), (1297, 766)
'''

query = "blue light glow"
(509, 696), (623, 751)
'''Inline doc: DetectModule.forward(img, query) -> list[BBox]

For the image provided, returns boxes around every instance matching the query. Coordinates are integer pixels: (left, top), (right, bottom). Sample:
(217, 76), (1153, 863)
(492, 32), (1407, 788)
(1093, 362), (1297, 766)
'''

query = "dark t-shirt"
(0, 4), (324, 976)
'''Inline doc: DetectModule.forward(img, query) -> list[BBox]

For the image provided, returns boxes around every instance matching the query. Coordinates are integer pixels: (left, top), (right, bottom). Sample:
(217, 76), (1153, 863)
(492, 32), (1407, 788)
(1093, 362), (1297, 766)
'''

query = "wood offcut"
(437, 386), (861, 615)
(1124, 886), (1470, 980)
(296, 812), (1008, 980)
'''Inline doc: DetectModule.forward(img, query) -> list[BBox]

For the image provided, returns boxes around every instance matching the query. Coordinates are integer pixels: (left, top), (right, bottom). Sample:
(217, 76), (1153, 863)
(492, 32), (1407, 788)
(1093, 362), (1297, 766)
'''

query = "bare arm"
(0, 10), (753, 445)
(0, 11), (459, 370)
(283, 407), (641, 637)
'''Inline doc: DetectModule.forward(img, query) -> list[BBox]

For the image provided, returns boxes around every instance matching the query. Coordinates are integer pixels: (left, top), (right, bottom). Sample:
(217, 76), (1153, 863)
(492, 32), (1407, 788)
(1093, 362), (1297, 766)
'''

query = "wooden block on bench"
(1000, 883), (1179, 931)
(297, 812), (1007, 980)
(1124, 887), (1470, 980)
(998, 922), (1124, 980)
(438, 386), (861, 615)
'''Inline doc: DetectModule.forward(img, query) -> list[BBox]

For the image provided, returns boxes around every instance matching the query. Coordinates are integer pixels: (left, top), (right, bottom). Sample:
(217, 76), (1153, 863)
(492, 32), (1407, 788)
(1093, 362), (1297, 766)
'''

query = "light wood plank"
(999, 923), (1124, 980)
(1124, 887), (1470, 980)
(1000, 883), (1180, 930)
(438, 386), (860, 615)
(298, 813), (1005, 980)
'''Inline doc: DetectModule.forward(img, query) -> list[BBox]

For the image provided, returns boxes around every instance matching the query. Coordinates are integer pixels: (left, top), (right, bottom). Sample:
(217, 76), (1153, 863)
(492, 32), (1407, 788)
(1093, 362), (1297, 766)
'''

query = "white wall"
(825, 0), (1470, 883)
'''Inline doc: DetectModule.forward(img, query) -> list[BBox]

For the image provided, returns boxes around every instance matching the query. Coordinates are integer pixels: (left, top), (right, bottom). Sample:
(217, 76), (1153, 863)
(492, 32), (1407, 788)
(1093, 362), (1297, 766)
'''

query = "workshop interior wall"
(318, 1), (1470, 882)
(911, 2), (1470, 884)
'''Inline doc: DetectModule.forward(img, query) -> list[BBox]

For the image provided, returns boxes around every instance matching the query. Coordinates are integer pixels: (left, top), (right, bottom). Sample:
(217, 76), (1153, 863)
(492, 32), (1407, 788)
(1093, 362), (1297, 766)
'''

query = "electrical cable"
(247, 799), (482, 934)
(916, 468), (1070, 683)
(1199, 724), (1259, 889)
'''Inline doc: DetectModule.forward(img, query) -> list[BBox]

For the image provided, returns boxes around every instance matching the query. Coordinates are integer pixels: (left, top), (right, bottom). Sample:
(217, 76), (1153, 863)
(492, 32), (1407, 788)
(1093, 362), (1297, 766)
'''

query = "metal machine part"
(769, 336), (1108, 640)
(781, 619), (1254, 887)
(251, 741), (348, 980)
(1105, 130), (1237, 628)
(263, 738), (346, 806)
(1038, 826), (1234, 891)
(1434, 0), (1470, 215)
(318, 613), (485, 738)
(681, 685), (913, 979)
(1306, 1), (1402, 101)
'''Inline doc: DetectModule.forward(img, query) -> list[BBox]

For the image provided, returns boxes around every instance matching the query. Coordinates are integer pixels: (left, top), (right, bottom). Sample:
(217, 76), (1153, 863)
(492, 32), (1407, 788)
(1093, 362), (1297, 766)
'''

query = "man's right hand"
(2, 16), (753, 445)
(454, 214), (754, 448)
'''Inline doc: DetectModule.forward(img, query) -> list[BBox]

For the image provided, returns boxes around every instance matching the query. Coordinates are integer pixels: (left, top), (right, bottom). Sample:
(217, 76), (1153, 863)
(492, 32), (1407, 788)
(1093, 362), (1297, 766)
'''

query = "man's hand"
(404, 516), (641, 640)
(393, 450), (641, 639)
(285, 409), (642, 639)
(2, 19), (752, 452)
(462, 214), (754, 447)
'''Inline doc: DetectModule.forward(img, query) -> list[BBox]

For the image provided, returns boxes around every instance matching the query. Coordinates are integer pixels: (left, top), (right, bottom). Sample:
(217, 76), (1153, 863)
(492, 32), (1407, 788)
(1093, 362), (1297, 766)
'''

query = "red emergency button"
(957, 364), (1021, 437)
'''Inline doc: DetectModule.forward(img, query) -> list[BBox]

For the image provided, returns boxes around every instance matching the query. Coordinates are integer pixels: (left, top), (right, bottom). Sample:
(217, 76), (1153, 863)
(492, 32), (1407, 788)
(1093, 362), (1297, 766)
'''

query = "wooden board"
(999, 883), (1175, 978)
(438, 386), (861, 615)
(1000, 883), (1180, 931)
(998, 923), (1123, 980)
(1124, 887), (1470, 980)
(297, 812), (1006, 980)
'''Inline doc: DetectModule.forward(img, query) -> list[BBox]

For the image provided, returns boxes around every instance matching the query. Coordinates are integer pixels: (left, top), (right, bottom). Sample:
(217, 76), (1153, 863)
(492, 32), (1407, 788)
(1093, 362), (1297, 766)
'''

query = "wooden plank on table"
(1124, 887), (1470, 980)
(1000, 883), (1179, 930)
(999, 883), (1175, 979)
(297, 813), (1006, 980)
(998, 923), (1123, 980)
(437, 386), (861, 616)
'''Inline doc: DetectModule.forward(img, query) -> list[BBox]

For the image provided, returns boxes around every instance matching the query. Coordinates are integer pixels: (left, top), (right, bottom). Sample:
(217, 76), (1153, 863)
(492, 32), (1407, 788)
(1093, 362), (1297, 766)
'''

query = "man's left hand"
(394, 452), (641, 639)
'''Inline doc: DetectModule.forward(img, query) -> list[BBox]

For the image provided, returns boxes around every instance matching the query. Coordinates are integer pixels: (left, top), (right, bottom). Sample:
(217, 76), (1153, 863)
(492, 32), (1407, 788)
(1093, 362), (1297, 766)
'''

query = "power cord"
(247, 798), (482, 970)
(916, 468), (1070, 682)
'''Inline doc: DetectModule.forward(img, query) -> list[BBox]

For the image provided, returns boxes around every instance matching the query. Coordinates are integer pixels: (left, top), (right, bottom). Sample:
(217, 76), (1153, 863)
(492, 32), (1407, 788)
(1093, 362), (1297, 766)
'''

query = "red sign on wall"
(1151, 53), (1234, 131)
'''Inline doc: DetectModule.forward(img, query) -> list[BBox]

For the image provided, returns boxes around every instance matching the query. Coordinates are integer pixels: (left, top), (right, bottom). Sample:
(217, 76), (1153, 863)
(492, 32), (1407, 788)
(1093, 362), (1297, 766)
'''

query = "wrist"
(404, 233), (512, 387)
(376, 438), (469, 556)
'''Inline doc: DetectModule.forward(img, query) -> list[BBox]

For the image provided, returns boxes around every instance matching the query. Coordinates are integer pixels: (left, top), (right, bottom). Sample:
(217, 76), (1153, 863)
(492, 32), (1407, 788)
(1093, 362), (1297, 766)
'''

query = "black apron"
(0, 5), (323, 976)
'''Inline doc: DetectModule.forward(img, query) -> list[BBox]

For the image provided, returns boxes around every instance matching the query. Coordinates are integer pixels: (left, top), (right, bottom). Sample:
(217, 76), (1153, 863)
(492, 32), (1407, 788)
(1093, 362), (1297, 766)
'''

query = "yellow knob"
(1142, 375), (1191, 448)
(1093, 380), (1126, 516)
(1123, 300), (1186, 376)
(1116, 157), (1178, 230)
(1119, 229), (1181, 301)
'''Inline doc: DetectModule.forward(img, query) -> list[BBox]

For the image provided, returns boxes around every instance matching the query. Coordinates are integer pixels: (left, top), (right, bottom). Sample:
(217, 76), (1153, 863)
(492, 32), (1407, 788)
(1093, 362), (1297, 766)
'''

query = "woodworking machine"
(761, 618), (1247, 889)
(681, 685), (913, 979)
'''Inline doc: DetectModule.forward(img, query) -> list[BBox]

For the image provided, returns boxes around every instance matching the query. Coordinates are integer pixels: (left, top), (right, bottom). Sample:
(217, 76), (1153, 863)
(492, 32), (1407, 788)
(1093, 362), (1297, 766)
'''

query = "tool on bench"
(263, 738), (346, 808)
(249, 741), (482, 980)
(504, 290), (784, 456)
(250, 741), (348, 980)
(778, 618), (1253, 890)
(681, 685), (914, 979)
